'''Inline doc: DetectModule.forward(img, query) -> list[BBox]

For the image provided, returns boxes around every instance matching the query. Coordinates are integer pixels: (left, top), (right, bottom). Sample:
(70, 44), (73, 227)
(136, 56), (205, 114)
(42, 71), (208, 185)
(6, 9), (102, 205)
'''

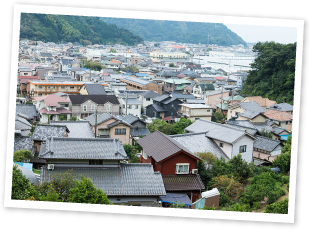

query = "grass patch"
(32, 169), (41, 175)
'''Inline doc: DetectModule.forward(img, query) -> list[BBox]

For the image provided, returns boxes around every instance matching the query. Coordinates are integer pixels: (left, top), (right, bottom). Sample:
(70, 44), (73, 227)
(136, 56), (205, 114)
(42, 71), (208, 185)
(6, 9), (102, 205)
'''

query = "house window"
(38, 86), (42, 89)
(153, 112), (156, 117)
(176, 163), (190, 174)
(123, 104), (125, 108)
(146, 98), (150, 101)
(128, 105), (132, 109)
(89, 160), (103, 165)
(83, 105), (87, 112)
(286, 121), (288, 125)
(70, 86), (74, 89)
(220, 143), (224, 147)
(135, 105), (139, 109)
(61, 86), (65, 89)
(106, 104), (110, 111)
(207, 110), (210, 112)
(142, 150), (147, 159)
(115, 129), (126, 135)
(91, 105), (95, 111)
(239, 145), (247, 153)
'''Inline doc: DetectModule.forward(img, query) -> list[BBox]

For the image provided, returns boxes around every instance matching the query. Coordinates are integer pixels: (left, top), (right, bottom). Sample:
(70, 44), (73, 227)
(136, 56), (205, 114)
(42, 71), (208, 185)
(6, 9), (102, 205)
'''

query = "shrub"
(223, 203), (252, 212)
(219, 189), (233, 207)
(273, 152), (291, 174)
(265, 199), (289, 214)
(11, 165), (37, 200)
(13, 150), (33, 162)
(201, 205), (216, 210)
(68, 176), (111, 204)
(212, 175), (243, 200)
(123, 144), (134, 159)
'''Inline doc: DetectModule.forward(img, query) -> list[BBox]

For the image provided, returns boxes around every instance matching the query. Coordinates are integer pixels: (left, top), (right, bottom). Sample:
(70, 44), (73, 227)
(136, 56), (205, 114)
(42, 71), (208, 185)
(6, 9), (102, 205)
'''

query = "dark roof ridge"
(37, 124), (67, 128)
(48, 137), (119, 142)
(255, 135), (281, 143)
(169, 132), (207, 138)
(199, 119), (246, 132)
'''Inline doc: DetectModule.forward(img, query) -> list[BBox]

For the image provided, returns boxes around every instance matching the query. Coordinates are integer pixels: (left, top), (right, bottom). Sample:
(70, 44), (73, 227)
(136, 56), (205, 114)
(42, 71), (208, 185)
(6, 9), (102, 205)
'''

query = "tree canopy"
(241, 42), (296, 104)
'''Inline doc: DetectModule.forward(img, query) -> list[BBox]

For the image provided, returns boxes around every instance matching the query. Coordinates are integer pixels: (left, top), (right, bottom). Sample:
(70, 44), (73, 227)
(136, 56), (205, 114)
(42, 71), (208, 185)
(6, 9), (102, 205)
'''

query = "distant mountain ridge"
(20, 13), (144, 46)
(101, 17), (247, 46)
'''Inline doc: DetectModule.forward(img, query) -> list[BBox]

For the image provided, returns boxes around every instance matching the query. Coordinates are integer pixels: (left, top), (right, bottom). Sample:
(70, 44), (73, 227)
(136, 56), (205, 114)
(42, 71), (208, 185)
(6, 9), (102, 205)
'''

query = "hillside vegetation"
(101, 18), (247, 46)
(20, 13), (144, 46)
(241, 42), (296, 104)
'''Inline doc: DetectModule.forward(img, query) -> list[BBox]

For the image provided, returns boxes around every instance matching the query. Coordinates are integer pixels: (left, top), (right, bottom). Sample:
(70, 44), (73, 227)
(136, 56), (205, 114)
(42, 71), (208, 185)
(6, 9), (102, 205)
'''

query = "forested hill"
(240, 42), (296, 105)
(20, 13), (144, 46)
(100, 17), (246, 46)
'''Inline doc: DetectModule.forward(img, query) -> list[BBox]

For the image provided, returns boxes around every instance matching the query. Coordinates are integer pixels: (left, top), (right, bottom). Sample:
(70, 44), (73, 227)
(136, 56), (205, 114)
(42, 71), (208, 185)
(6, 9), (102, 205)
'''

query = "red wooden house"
(137, 130), (205, 202)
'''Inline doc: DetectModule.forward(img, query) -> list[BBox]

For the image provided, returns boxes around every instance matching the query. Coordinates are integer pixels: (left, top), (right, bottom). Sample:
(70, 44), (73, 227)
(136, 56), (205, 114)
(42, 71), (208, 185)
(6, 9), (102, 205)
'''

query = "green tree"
(273, 134), (292, 173)
(212, 175), (243, 200)
(196, 151), (217, 169)
(265, 198), (288, 214)
(83, 61), (104, 71)
(169, 63), (176, 67)
(13, 150), (33, 162)
(212, 111), (224, 123)
(11, 165), (37, 200)
(110, 48), (116, 53)
(147, 119), (174, 135)
(172, 116), (192, 134)
(68, 176), (111, 204)
(69, 116), (77, 121)
(261, 128), (272, 138)
(241, 42), (296, 104)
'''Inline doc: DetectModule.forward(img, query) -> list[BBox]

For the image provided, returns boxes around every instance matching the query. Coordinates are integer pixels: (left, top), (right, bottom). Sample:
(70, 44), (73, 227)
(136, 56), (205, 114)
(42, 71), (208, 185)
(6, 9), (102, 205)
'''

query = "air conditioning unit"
(192, 169), (198, 174)
(47, 164), (54, 170)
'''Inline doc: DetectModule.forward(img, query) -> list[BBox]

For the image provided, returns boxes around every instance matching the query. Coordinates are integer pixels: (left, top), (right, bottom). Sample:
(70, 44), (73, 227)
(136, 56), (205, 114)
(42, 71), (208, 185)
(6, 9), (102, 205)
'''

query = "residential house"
(18, 76), (39, 96)
(138, 90), (161, 114)
(15, 104), (38, 122)
(227, 102), (267, 121)
(179, 104), (213, 122)
(185, 99), (206, 104)
(192, 83), (215, 98)
(68, 95), (120, 119)
(39, 137), (166, 206)
(118, 97), (142, 117)
(241, 96), (276, 109)
(50, 121), (94, 138)
(163, 78), (192, 93)
(264, 109), (293, 131)
(15, 116), (32, 137)
(185, 120), (257, 163)
(146, 95), (183, 119)
(118, 114), (150, 137)
(85, 113), (131, 144)
(170, 92), (196, 102)
(194, 77), (216, 84)
(253, 136), (284, 165)
(204, 90), (230, 109)
(120, 76), (162, 94)
(137, 130), (204, 202)
(266, 103), (294, 114)
(33, 94), (72, 123)
(79, 83), (107, 95)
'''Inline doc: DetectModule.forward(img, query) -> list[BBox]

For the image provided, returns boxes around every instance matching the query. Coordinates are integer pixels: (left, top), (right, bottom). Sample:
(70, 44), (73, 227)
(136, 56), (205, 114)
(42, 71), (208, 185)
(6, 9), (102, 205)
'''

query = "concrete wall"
(213, 139), (233, 159)
(227, 106), (246, 120)
(205, 92), (229, 109)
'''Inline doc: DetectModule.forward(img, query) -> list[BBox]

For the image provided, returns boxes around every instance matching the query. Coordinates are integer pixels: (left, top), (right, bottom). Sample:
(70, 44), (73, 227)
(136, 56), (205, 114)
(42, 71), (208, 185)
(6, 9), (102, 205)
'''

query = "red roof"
(39, 107), (72, 115)
(163, 116), (175, 121)
(172, 45), (185, 49)
(214, 76), (227, 80)
(34, 94), (71, 107)
(18, 76), (39, 79)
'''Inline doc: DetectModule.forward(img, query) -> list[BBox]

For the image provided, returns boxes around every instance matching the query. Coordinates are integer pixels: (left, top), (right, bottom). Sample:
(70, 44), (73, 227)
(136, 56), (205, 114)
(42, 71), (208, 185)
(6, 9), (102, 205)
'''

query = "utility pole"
(221, 86), (223, 114)
(125, 92), (128, 115)
(94, 110), (98, 138)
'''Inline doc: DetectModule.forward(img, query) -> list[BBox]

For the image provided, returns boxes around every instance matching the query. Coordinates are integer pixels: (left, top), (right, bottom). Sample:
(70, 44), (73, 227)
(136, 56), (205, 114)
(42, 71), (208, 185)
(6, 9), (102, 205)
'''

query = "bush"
(273, 151), (291, 174)
(201, 205), (216, 210)
(11, 165), (37, 200)
(123, 144), (134, 159)
(13, 150), (33, 162)
(219, 189), (233, 207)
(68, 176), (111, 204)
(223, 203), (252, 212)
(212, 175), (243, 200)
(265, 199), (288, 214)
(35, 170), (75, 202)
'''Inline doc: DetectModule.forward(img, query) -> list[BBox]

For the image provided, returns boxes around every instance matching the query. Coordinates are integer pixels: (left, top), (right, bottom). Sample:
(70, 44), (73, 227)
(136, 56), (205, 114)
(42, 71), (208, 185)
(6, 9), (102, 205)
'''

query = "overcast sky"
(225, 24), (297, 44)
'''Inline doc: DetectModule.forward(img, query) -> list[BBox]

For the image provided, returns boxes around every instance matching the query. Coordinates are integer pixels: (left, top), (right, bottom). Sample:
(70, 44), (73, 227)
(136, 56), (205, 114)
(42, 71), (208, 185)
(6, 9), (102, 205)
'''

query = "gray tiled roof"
(153, 95), (170, 102)
(271, 126), (287, 135)
(15, 105), (37, 120)
(107, 120), (131, 128)
(50, 121), (94, 138)
(85, 113), (115, 126)
(121, 76), (151, 86)
(225, 120), (257, 130)
(170, 93), (195, 99)
(32, 124), (68, 141)
(84, 84), (107, 95)
(239, 110), (263, 119)
(252, 122), (274, 134)
(170, 133), (229, 161)
(254, 136), (282, 152)
(14, 137), (34, 152)
(185, 119), (255, 144)
(266, 103), (293, 112)
(126, 98), (142, 105)
(137, 130), (201, 163)
(162, 175), (205, 191)
(130, 127), (150, 137)
(39, 137), (127, 160)
(150, 103), (167, 112)
(239, 102), (266, 113)
(43, 163), (166, 196)
(139, 90), (160, 98)
(119, 114), (139, 124)
(185, 99), (206, 104)
(15, 116), (32, 131)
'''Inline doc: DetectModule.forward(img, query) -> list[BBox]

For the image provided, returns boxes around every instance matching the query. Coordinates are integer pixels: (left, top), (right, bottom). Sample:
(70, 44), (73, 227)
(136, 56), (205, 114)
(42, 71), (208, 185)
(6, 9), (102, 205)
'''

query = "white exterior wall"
(232, 135), (254, 163)
(270, 144), (283, 156)
(227, 107), (246, 120)
(213, 139), (233, 159)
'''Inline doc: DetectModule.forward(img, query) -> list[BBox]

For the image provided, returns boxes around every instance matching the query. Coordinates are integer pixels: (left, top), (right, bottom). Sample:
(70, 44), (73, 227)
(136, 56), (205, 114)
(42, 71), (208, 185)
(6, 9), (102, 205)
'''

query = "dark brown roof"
(137, 130), (200, 163)
(162, 175), (205, 191)
(68, 95), (119, 105)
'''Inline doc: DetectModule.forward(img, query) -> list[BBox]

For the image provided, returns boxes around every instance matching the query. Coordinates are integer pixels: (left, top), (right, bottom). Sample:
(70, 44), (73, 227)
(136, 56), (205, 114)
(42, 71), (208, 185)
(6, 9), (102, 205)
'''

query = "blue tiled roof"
(159, 193), (192, 206)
